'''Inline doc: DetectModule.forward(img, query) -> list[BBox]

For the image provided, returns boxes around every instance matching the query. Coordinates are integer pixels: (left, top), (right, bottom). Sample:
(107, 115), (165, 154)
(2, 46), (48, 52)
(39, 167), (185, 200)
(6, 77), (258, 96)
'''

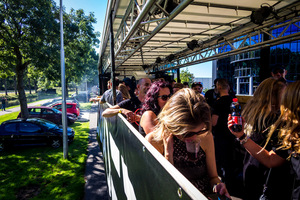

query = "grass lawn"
(0, 112), (90, 200)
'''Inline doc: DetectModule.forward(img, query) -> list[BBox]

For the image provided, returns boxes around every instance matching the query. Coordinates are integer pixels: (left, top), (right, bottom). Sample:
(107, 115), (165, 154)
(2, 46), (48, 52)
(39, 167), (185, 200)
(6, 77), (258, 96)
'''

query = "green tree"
(63, 9), (100, 96)
(0, 0), (60, 118)
(179, 68), (194, 86)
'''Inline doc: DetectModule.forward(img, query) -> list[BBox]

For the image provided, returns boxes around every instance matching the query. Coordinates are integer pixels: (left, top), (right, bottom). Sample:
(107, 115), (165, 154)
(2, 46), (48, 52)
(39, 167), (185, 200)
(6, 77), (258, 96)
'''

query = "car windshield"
(52, 108), (61, 114)
(36, 119), (59, 130)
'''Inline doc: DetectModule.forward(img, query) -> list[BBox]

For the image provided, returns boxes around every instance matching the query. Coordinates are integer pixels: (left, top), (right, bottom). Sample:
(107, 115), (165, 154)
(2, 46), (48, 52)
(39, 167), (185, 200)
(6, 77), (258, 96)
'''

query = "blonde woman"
(118, 83), (131, 101)
(267, 80), (300, 200)
(228, 78), (295, 200)
(235, 77), (288, 200)
(146, 88), (230, 198)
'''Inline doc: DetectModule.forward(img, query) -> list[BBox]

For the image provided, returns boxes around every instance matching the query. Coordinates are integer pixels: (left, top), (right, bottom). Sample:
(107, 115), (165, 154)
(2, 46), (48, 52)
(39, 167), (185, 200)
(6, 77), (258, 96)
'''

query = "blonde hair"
(152, 88), (211, 141)
(266, 81), (300, 155)
(242, 77), (286, 136)
(118, 84), (131, 100)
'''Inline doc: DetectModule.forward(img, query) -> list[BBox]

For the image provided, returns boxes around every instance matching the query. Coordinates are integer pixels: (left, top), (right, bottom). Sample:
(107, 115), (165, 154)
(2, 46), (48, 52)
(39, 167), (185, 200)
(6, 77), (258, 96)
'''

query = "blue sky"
(54, 0), (212, 78)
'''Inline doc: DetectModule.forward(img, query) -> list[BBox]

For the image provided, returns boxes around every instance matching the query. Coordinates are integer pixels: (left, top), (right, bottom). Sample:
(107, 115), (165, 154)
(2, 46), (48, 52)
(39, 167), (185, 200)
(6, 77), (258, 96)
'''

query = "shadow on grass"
(0, 122), (89, 200)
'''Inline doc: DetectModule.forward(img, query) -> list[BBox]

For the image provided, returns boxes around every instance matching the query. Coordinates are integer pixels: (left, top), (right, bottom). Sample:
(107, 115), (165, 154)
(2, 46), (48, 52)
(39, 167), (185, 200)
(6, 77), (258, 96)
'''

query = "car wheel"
(51, 138), (62, 148)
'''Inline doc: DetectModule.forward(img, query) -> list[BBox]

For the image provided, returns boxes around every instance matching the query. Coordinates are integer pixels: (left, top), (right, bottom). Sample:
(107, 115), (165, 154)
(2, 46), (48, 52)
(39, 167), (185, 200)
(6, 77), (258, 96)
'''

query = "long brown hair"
(118, 84), (131, 100)
(242, 77), (286, 136)
(266, 81), (300, 155)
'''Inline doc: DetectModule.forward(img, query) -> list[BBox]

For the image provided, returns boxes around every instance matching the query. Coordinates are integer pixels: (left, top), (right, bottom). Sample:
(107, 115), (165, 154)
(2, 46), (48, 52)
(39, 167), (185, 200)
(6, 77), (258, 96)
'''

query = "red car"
(49, 102), (80, 117)
(17, 106), (77, 125)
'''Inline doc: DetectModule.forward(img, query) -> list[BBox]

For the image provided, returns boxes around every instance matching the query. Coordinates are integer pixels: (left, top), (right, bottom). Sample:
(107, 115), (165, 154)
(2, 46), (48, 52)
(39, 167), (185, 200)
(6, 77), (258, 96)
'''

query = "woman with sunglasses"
(146, 88), (230, 198)
(139, 80), (171, 137)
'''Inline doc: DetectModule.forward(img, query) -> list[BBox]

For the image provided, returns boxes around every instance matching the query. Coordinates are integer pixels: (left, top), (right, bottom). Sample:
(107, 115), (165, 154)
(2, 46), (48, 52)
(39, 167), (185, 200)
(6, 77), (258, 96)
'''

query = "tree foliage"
(179, 68), (194, 86)
(0, 0), (60, 118)
(0, 0), (100, 117)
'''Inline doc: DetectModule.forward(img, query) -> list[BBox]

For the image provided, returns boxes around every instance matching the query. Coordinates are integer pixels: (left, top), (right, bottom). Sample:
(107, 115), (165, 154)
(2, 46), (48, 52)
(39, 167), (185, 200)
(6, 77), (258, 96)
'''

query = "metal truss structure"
(99, 0), (300, 77)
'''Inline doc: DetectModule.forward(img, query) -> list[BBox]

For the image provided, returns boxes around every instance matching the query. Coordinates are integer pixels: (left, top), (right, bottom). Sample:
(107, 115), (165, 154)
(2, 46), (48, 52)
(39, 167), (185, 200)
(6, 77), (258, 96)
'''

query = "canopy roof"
(98, 0), (300, 77)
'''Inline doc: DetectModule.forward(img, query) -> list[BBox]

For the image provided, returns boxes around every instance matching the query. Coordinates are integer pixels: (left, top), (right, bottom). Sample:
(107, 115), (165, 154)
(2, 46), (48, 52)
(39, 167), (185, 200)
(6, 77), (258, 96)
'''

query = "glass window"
(42, 109), (54, 114)
(4, 123), (18, 133)
(67, 104), (73, 109)
(54, 104), (62, 110)
(19, 123), (42, 133)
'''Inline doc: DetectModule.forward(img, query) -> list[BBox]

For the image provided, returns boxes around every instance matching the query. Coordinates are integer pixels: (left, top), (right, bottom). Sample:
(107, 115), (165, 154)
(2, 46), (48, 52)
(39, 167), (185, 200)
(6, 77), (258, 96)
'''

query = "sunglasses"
(158, 94), (171, 101)
(183, 129), (208, 138)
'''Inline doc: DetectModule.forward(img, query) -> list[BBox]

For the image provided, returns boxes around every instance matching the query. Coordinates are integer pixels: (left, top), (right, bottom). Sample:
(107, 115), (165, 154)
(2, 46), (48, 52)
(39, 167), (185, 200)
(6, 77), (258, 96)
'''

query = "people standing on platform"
(102, 78), (151, 128)
(1, 97), (7, 111)
(100, 78), (123, 105)
(139, 80), (171, 137)
(228, 77), (293, 200)
(211, 78), (241, 195)
(146, 88), (230, 198)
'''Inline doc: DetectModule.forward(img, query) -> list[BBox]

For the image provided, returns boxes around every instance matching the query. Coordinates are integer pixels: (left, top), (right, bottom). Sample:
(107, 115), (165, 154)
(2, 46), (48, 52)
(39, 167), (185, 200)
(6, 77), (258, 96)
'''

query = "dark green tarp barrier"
(97, 103), (207, 200)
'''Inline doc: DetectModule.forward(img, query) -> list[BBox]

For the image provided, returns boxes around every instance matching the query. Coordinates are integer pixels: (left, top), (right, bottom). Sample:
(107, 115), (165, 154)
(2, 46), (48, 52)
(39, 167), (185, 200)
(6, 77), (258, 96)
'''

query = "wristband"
(118, 109), (122, 114)
(237, 133), (246, 141)
(239, 136), (249, 145)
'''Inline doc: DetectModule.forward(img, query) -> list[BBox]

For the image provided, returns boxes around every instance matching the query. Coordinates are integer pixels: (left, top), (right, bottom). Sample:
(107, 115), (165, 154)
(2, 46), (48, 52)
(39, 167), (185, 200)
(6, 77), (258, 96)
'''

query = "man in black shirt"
(211, 78), (240, 194)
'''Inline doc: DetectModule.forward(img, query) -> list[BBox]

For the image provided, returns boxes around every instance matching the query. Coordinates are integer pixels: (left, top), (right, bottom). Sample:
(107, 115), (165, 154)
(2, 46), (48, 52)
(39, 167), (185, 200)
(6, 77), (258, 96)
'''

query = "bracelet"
(237, 133), (246, 141)
(118, 109), (122, 114)
(239, 136), (249, 145)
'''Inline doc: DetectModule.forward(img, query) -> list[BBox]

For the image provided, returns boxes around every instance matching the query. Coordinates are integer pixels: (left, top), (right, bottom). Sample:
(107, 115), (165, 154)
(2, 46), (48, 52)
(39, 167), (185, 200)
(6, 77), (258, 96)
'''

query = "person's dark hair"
(142, 80), (170, 115)
(213, 78), (220, 87)
(272, 66), (284, 74)
(183, 82), (189, 86)
(216, 78), (229, 90)
(191, 82), (202, 88)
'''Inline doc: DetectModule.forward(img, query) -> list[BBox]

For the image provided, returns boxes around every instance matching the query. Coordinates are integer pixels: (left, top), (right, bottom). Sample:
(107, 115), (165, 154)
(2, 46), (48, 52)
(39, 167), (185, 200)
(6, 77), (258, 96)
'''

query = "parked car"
(49, 102), (80, 117)
(0, 118), (75, 151)
(42, 98), (80, 108)
(17, 106), (77, 125)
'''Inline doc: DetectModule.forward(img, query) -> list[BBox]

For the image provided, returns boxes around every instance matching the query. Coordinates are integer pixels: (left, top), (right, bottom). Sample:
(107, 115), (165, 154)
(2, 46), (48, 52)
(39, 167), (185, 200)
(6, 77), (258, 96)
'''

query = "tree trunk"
(28, 77), (32, 94)
(14, 76), (18, 95)
(34, 79), (38, 93)
(15, 46), (29, 118)
(4, 78), (8, 96)
(16, 65), (29, 118)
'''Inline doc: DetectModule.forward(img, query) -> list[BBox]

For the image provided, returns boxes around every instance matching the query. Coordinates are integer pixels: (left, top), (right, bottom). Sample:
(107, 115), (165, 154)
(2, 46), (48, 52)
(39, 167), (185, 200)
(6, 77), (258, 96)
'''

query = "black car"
(0, 118), (75, 151)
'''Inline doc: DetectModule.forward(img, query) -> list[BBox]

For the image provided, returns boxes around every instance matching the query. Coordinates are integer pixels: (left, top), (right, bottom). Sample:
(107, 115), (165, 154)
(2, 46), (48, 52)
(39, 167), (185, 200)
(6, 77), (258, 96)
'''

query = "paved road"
(0, 99), (55, 116)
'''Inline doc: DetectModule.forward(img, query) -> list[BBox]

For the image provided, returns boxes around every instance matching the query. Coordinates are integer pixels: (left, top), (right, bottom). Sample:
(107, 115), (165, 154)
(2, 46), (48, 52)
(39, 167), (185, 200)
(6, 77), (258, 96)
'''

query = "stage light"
(156, 57), (162, 63)
(142, 65), (149, 70)
(250, 4), (275, 25)
(166, 54), (175, 62)
(187, 40), (199, 51)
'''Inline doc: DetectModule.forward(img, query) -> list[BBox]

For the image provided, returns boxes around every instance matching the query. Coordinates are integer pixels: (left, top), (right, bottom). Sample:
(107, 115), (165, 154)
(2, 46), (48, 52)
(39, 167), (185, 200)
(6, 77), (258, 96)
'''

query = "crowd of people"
(100, 70), (299, 200)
